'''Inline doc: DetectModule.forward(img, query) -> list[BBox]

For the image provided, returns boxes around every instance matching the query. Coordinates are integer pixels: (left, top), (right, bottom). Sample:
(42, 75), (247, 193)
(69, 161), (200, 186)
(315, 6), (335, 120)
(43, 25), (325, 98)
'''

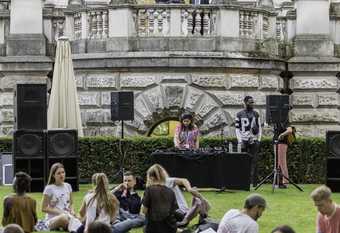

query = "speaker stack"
(13, 84), (79, 192)
(13, 130), (46, 192)
(326, 131), (340, 192)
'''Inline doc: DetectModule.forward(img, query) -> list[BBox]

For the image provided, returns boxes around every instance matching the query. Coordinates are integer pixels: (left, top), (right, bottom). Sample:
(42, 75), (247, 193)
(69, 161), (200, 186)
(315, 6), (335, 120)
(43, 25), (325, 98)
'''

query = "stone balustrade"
(38, 3), (279, 54)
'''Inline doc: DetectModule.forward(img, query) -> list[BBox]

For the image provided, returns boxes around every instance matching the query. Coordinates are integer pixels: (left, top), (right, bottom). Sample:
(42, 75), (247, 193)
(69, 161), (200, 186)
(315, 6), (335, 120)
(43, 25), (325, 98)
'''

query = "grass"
(0, 184), (336, 233)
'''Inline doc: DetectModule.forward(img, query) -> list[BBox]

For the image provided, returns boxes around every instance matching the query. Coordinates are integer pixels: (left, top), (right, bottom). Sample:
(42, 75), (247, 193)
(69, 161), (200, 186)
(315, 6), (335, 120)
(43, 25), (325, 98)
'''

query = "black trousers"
(241, 141), (260, 186)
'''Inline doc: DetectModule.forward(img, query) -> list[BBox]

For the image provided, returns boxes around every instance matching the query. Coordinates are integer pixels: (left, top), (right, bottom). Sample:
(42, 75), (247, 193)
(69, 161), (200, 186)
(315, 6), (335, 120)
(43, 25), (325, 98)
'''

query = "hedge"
(0, 136), (327, 184)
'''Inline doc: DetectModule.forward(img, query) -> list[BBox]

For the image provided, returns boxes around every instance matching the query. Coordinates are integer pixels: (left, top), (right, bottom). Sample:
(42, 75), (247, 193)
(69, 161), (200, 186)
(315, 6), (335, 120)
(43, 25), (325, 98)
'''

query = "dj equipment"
(151, 149), (251, 191)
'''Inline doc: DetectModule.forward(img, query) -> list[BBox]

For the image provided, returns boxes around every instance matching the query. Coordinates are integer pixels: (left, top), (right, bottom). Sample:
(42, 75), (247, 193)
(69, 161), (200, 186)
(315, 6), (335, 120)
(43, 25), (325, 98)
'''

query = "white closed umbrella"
(47, 36), (84, 137)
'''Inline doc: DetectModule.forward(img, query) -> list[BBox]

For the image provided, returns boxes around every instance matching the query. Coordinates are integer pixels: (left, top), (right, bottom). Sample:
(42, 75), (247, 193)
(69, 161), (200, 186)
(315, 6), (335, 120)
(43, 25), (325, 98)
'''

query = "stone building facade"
(0, 0), (339, 137)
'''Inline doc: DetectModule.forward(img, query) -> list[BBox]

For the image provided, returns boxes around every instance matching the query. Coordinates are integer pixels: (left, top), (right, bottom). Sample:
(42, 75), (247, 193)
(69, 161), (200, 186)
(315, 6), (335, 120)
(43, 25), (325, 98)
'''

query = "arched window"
(149, 120), (179, 137)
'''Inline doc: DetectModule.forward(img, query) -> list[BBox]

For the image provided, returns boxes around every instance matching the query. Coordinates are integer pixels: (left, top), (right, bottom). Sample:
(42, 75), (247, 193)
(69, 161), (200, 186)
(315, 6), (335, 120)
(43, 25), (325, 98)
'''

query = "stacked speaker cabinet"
(15, 84), (47, 130)
(13, 130), (46, 192)
(326, 131), (340, 192)
(46, 129), (79, 191)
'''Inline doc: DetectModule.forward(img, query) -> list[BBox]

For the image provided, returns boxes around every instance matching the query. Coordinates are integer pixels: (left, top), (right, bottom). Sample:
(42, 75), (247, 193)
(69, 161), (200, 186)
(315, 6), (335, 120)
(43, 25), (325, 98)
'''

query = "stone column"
(216, 7), (240, 51)
(294, 0), (333, 57)
(6, 0), (46, 56)
(289, 0), (340, 136)
(107, 4), (136, 51)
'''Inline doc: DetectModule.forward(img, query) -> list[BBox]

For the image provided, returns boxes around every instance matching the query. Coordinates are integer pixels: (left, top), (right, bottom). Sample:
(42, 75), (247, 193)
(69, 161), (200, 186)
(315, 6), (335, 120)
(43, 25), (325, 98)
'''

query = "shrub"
(0, 136), (327, 183)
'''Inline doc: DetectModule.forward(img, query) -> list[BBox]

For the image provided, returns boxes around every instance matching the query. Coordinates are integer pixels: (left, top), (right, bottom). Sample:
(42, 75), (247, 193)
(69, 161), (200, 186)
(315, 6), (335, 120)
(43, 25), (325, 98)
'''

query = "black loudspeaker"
(326, 131), (340, 157)
(46, 130), (79, 191)
(15, 84), (47, 130)
(326, 157), (340, 192)
(266, 95), (290, 124)
(326, 131), (340, 192)
(111, 92), (134, 121)
(13, 130), (46, 192)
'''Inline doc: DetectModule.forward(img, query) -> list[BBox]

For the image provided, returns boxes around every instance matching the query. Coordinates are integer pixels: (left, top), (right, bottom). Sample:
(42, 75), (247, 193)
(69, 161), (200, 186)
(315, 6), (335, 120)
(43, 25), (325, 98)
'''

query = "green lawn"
(0, 184), (335, 233)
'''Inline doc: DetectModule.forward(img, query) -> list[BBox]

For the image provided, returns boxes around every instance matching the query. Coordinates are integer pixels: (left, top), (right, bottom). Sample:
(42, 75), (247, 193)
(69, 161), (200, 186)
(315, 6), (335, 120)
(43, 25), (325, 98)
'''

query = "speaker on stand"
(13, 130), (46, 192)
(46, 129), (79, 191)
(326, 131), (340, 192)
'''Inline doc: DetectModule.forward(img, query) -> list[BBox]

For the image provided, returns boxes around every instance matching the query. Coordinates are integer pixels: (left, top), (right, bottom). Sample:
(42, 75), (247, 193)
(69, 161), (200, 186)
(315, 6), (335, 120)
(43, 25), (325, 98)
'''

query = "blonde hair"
(47, 163), (64, 185)
(310, 185), (332, 201)
(146, 164), (169, 187)
(88, 173), (119, 219)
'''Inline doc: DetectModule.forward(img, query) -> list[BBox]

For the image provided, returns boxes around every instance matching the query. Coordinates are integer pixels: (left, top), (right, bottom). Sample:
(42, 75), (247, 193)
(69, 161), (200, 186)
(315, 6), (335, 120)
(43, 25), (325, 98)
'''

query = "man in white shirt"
(217, 193), (266, 233)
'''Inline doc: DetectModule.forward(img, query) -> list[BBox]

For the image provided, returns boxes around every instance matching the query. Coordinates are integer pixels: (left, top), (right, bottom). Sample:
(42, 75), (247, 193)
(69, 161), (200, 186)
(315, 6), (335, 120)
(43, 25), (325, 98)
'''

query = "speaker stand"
(254, 139), (303, 193)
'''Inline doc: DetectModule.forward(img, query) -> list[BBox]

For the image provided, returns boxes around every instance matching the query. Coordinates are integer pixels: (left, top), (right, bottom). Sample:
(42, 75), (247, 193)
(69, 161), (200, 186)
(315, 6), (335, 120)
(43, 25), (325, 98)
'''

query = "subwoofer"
(326, 131), (340, 192)
(46, 129), (79, 191)
(47, 129), (78, 157)
(13, 130), (46, 192)
(111, 92), (134, 121)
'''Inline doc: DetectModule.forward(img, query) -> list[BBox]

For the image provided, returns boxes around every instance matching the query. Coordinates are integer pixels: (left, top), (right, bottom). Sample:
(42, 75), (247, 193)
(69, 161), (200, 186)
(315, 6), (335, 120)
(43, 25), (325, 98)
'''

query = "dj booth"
(151, 149), (252, 191)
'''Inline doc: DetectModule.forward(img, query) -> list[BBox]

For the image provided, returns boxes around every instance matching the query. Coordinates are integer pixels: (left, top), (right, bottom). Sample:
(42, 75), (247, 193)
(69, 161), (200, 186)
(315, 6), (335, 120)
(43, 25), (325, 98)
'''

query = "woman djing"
(174, 113), (199, 150)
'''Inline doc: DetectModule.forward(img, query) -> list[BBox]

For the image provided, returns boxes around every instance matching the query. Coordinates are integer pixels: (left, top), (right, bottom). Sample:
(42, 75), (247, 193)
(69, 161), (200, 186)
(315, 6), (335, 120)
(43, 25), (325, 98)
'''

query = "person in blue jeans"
(111, 171), (145, 233)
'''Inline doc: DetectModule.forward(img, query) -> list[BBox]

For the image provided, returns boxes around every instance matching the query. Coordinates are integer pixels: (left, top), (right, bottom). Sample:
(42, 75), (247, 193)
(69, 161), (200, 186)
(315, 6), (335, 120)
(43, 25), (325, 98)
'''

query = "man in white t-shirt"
(217, 193), (266, 233)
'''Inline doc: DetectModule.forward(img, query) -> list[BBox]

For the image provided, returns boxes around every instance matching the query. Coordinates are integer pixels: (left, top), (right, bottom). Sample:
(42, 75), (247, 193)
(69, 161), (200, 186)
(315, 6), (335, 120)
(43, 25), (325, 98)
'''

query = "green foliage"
(0, 136), (327, 183)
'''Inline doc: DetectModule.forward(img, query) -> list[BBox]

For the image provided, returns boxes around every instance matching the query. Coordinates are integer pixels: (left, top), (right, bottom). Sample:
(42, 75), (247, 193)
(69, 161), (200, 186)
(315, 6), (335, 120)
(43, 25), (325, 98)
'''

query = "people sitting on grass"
(36, 163), (82, 232)
(311, 185), (340, 233)
(78, 173), (119, 233)
(2, 172), (37, 233)
(111, 171), (145, 233)
(217, 193), (266, 233)
(87, 221), (112, 233)
(142, 164), (178, 233)
(158, 166), (210, 227)
(271, 225), (296, 233)
(3, 224), (25, 233)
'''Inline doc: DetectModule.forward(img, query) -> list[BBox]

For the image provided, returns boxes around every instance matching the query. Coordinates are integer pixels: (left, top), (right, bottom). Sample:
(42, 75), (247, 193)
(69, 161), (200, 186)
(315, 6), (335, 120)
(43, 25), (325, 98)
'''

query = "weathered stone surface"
(292, 77), (338, 89)
(0, 126), (14, 136)
(0, 93), (14, 106)
(183, 88), (203, 110)
(85, 73), (117, 88)
(214, 92), (244, 106)
(135, 97), (151, 118)
(229, 74), (259, 89)
(0, 76), (47, 90)
(1, 109), (14, 122)
(84, 109), (112, 123)
(144, 87), (164, 110)
(291, 110), (339, 123)
(101, 92), (111, 106)
(196, 97), (218, 118)
(160, 74), (188, 83)
(99, 127), (118, 136)
(192, 74), (226, 88)
(120, 74), (157, 88)
(318, 126), (340, 137)
(201, 110), (227, 130)
(74, 73), (84, 88)
(78, 92), (100, 106)
(164, 85), (184, 107)
(317, 94), (339, 106)
(294, 126), (315, 137)
(259, 74), (280, 90)
(246, 92), (266, 105)
(292, 93), (314, 107)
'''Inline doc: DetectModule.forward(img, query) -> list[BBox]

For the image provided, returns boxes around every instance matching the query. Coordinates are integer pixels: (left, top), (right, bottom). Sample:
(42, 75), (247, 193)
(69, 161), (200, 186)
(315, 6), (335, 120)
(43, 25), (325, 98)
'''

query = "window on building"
(149, 120), (179, 137)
